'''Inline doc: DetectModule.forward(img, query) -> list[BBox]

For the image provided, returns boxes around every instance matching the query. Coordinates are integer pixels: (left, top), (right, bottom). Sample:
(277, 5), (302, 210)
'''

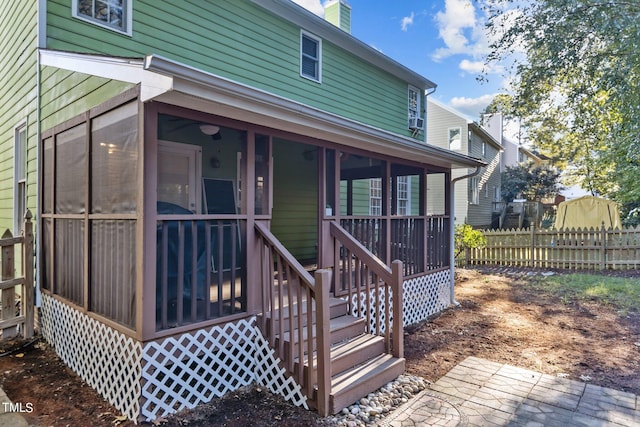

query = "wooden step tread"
(299, 333), (384, 365)
(280, 315), (365, 343)
(331, 353), (404, 395)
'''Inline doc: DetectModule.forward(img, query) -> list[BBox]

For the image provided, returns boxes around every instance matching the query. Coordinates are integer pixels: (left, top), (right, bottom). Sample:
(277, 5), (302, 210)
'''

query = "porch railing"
(255, 222), (331, 415)
(330, 221), (403, 358)
(156, 218), (246, 331)
(340, 215), (450, 276)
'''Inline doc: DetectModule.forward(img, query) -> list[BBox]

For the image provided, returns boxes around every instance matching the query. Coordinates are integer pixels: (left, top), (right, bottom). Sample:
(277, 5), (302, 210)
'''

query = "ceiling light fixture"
(199, 124), (220, 135)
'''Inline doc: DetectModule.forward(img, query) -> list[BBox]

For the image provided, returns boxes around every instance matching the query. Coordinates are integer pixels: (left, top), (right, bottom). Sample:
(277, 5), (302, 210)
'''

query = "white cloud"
(450, 94), (496, 119)
(459, 59), (504, 75)
(432, 0), (485, 61)
(291, 0), (325, 16)
(401, 12), (415, 32)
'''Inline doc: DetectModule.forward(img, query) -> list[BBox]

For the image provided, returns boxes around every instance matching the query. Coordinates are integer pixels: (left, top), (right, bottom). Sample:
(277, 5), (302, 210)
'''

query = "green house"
(0, 0), (483, 422)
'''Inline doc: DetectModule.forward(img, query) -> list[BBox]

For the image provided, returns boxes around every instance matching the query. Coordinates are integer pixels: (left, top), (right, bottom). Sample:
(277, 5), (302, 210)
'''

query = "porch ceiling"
(145, 56), (485, 170)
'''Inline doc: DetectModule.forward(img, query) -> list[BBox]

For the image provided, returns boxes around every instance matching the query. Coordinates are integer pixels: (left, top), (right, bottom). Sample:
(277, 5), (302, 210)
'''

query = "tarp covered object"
(554, 195), (622, 229)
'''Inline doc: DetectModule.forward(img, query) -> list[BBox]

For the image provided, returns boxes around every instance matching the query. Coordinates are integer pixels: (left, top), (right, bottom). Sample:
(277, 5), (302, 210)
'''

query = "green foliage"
(483, 0), (640, 213)
(501, 163), (560, 202)
(454, 224), (486, 258)
(528, 274), (640, 315)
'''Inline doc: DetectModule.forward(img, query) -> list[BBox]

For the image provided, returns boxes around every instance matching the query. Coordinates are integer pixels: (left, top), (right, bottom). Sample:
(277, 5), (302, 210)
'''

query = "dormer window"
(300, 31), (322, 82)
(73, 0), (132, 35)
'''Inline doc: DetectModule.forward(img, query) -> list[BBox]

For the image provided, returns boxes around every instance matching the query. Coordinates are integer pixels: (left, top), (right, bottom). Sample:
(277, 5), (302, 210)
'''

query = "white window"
(482, 141), (487, 156)
(300, 31), (321, 82)
(408, 86), (420, 120)
(494, 186), (501, 202)
(73, 0), (132, 35)
(470, 177), (479, 205)
(397, 176), (410, 215)
(14, 123), (27, 234)
(449, 127), (462, 150)
(369, 178), (382, 216)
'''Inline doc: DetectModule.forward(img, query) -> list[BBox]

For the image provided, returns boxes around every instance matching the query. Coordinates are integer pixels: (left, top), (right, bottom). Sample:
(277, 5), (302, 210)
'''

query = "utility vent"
(408, 116), (424, 130)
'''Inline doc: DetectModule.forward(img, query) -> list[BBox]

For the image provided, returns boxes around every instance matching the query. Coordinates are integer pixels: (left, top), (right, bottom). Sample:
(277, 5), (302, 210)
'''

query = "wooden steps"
(269, 296), (405, 415)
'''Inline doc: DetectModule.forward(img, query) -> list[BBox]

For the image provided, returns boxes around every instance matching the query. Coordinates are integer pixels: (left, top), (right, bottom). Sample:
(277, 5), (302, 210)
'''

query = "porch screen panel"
(255, 134), (270, 215)
(55, 125), (86, 214)
(91, 220), (136, 328)
(54, 219), (84, 305)
(91, 101), (138, 214)
(42, 137), (53, 214)
(41, 219), (52, 290)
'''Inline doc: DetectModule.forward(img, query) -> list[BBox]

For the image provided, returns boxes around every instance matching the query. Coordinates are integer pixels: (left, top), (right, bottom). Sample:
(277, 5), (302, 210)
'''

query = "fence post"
(530, 225), (535, 268)
(23, 211), (34, 338)
(1, 230), (17, 339)
(601, 221), (607, 270)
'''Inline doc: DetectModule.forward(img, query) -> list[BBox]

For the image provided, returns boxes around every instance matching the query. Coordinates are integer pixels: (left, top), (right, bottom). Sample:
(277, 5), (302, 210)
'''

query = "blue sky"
(293, 0), (510, 121)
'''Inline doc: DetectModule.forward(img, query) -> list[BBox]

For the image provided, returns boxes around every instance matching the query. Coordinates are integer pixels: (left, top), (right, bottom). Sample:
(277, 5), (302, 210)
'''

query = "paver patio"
(383, 356), (639, 426)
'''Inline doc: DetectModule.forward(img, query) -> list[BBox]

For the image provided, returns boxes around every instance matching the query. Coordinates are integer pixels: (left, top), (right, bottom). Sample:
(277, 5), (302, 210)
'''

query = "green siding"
(271, 139), (318, 262)
(39, 66), (134, 130)
(0, 0), (38, 232)
(46, 0), (415, 136)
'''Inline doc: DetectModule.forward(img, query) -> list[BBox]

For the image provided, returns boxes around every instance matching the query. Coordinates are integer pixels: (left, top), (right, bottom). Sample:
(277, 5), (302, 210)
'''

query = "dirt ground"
(0, 268), (638, 426)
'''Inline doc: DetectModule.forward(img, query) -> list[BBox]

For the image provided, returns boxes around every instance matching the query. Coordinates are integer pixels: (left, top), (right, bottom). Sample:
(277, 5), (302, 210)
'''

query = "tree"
(482, 0), (640, 220)
(501, 163), (560, 202)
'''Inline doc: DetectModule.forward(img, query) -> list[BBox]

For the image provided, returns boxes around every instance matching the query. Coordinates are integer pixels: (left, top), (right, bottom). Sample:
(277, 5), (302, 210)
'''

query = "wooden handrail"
(255, 222), (315, 289)
(329, 221), (403, 357)
(254, 222), (329, 415)
(330, 222), (392, 283)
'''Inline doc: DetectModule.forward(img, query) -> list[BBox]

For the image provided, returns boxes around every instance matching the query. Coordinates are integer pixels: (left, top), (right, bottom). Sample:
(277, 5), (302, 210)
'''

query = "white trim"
(71, 0), (133, 36)
(14, 121), (28, 235)
(39, 50), (172, 100)
(38, 0), (47, 47)
(300, 30), (322, 83)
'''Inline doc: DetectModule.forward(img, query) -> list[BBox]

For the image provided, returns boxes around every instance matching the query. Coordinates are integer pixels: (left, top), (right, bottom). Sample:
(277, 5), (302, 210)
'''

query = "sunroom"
(38, 53), (484, 421)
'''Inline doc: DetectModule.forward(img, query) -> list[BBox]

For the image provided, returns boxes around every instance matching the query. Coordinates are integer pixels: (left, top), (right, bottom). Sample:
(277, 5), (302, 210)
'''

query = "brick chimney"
(324, 0), (351, 33)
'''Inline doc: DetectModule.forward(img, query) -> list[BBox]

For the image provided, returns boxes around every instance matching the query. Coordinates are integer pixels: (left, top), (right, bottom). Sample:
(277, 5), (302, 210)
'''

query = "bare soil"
(0, 268), (638, 426)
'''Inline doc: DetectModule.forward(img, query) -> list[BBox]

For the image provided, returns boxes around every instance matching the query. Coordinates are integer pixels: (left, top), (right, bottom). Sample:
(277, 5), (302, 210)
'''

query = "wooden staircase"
(255, 221), (405, 416)
(264, 296), (405, 414)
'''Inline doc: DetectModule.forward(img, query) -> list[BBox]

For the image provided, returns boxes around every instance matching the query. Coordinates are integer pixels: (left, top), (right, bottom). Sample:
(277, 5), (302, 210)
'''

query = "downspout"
(35, 0), (46, 308)
(449, 165), (482, 306)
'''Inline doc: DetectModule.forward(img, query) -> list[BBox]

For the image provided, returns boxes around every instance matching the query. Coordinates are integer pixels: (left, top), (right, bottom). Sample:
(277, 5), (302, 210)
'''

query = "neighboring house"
(427, 99), (502, 229)
(481, 112), (548, 169)
(0, 0), (483, 422)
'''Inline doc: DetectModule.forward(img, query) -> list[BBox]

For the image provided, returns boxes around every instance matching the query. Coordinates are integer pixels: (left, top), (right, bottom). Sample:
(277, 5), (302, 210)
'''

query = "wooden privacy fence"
(467, 225), (640, 270)
(0, 211), (34, 339)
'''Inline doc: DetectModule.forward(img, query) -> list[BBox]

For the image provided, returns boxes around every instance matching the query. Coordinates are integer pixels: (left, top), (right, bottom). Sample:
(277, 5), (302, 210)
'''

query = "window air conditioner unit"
(408, 116), (424, 130)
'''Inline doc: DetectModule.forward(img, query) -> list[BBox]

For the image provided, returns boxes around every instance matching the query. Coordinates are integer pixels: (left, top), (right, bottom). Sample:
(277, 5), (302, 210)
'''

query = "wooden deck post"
(391, 260), (403, 358)
(23, 211), (34, 338)
(314, 268), (332, 417)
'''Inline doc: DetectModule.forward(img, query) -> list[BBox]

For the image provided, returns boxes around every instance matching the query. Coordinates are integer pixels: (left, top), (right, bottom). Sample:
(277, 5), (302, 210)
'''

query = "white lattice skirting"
(40, 294), (142, 421)
(349, 269), (452, 331)
(40, 295), (307, 423)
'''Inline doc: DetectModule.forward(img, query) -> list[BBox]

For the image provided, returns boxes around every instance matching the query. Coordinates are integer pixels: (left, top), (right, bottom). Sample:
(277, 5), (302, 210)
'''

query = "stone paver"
(382, 357), (640, 426)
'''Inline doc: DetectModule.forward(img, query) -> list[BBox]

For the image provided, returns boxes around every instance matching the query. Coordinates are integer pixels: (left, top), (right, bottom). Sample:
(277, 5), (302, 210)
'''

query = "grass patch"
(527, 273), (640, 314)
